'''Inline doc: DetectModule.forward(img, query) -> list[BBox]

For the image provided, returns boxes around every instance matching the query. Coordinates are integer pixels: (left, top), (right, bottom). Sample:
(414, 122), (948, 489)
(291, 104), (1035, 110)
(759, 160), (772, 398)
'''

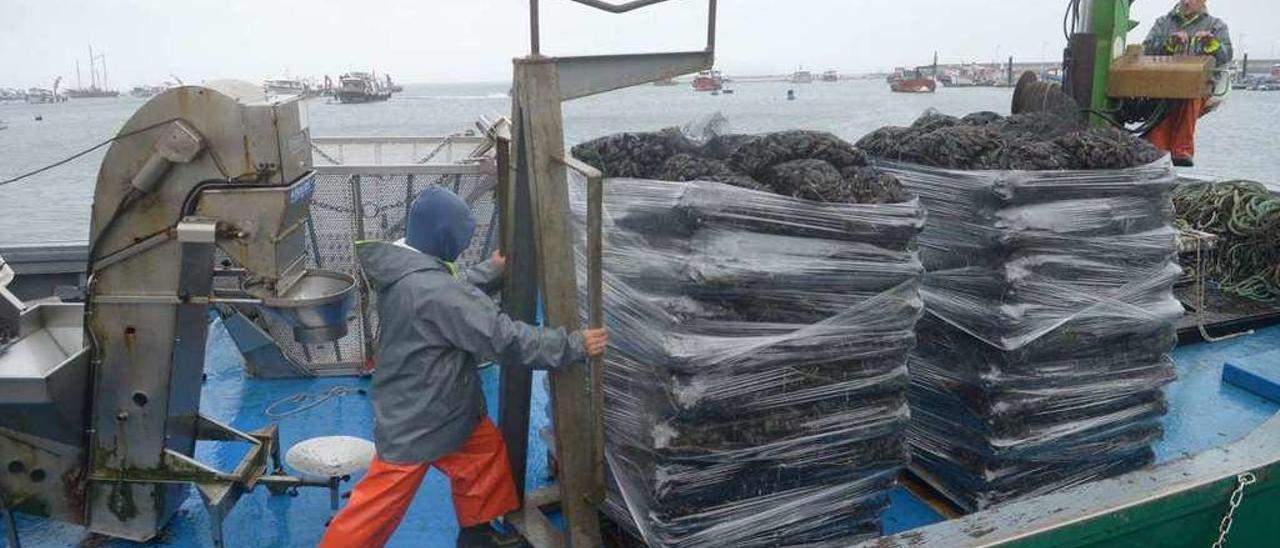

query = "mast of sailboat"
(76, 60), (82, 89)
(89, 46), (97, 89)
(932, 51), (939, 79)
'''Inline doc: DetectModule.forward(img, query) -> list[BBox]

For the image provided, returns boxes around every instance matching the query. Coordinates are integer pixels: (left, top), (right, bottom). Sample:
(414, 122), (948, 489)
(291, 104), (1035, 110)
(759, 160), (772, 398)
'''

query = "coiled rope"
(265, 386), (365, 419)
(1174, 181), (1280, 302)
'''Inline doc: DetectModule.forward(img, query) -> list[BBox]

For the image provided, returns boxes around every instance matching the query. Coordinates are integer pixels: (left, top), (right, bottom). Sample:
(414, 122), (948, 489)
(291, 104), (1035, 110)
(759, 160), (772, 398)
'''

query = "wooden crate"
(1108, 46), (1213, 99)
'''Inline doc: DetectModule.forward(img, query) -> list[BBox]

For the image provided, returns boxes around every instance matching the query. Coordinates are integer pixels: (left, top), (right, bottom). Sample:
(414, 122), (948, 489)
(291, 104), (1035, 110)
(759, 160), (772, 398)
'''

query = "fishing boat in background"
(889, 70), (937, 93)
(0, 88), (26, 102)
(335, 71), (393, 103)
(264, 78), (312, 98)
(889, 52), (939, 93)
(790, 67), (814, 84)
(24, 78), (66, 103)
(384, 74), (404, 93)
(691, 70), (723, 92)
(938, 73), (976, 87)
(820, 70), (839, 82)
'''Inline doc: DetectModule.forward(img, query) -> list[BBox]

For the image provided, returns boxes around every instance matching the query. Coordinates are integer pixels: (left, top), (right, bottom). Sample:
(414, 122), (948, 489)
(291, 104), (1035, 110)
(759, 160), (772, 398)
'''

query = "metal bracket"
(555, 50), (714, 100)
(88, 418), (312, 548)
(554, 155), (606, 504)
(528, 0), (717, 69)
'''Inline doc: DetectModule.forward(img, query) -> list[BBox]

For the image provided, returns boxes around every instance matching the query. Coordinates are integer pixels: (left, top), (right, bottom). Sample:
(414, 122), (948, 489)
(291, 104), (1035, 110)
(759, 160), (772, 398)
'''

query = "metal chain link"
(1211, 472), (1258, 548)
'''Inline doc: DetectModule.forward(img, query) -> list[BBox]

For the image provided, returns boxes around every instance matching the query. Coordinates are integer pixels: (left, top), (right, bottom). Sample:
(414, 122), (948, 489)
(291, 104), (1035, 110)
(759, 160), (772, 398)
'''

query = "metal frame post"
(1087, 0), (1132, 124)
(512, 58), (601, 548)
(497, 125), (539, 499)
(501, 2), (717, 546)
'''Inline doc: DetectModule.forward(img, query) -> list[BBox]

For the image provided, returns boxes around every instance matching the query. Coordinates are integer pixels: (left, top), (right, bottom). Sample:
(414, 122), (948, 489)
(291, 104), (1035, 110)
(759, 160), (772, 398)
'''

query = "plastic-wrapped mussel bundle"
(564, 128), (924, 547)
(869, 119), (1181, 511)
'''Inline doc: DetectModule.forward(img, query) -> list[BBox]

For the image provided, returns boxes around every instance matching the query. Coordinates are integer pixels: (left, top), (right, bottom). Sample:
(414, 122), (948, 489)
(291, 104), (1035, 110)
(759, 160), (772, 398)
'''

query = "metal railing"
(239, 160), (500, 376)
(4, 132), (503, 378)
(311, 134), (491, 166)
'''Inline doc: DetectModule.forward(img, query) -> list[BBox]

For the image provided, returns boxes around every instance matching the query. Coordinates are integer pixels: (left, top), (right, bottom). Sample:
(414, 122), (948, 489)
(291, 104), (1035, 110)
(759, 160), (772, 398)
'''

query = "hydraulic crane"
(1014, 0), (1222, 135)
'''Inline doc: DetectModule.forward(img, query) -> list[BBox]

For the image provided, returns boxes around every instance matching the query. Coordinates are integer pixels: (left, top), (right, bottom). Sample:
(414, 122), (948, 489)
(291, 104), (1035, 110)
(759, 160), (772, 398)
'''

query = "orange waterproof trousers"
(1147, 98), (1204, 161)
(319, 417), (520, 548)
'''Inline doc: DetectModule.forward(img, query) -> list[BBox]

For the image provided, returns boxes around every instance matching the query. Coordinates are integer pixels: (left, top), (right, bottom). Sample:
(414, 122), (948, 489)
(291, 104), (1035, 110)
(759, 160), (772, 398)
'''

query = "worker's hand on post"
(490, 250), (507, 274)
(582, 328), (608, 358)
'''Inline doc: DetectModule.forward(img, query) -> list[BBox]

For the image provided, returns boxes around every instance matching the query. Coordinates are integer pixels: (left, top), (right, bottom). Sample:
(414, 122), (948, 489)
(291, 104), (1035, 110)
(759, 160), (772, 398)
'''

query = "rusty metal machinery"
(0, 81), (352, 546)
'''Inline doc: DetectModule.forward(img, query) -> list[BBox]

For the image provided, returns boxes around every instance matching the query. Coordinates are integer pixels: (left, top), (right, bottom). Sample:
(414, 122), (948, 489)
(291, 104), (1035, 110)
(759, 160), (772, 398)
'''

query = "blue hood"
(405, 186), (475, 262)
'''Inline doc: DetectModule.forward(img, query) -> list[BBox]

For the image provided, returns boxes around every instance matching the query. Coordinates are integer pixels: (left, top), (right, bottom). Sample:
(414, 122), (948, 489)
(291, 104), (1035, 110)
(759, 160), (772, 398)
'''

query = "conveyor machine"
(0, 81), (354, 546)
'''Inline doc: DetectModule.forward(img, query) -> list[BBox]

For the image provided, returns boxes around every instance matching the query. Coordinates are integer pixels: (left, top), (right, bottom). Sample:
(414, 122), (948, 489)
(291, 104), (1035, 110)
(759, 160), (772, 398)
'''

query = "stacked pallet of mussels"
(864, 110), (1182, 510)
(569, 129), (924, 546)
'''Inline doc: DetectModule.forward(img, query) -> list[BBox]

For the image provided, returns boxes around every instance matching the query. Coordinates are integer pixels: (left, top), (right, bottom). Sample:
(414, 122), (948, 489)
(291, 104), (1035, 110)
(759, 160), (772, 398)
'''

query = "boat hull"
(335, 91), (391, 103)
(891, 78), (937, 93)
(867, 413), (1280, 547)
(64, 90), (119, 99)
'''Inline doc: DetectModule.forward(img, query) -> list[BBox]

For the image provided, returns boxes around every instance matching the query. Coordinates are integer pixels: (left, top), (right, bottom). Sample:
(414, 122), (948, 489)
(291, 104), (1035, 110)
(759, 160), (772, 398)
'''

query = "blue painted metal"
(1157, 325), (1280, 463)
(219, 309), (311, 379)
(1223, 350), (1280, 404)
(0, 316), (555, 547)
(5, 322), (1280, 546)
(875, 324), (1280, 534)
(882, 486), (945, 535)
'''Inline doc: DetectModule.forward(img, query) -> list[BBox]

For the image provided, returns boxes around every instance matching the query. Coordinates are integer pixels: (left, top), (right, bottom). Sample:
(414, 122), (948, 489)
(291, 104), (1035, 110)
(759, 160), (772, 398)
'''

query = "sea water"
(1, 80), (1277, 244)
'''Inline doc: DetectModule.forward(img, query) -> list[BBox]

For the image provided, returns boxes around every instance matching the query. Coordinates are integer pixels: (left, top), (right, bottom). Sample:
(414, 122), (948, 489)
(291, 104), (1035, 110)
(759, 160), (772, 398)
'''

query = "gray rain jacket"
(357, 241), (586, 464)
(1142, 8), (1232, 67)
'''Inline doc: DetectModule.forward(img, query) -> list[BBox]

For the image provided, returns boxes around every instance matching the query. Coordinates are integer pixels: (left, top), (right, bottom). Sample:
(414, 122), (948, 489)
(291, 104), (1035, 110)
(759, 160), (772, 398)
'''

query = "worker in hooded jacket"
(320, 186), (608, 548)
(1142, 0), (1233, 167)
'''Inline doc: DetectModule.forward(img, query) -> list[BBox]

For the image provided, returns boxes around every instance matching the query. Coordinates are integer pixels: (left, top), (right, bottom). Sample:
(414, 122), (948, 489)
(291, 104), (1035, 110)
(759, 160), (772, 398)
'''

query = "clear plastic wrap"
(874, 158), (1182, 511)
(566, 175), (925, 547)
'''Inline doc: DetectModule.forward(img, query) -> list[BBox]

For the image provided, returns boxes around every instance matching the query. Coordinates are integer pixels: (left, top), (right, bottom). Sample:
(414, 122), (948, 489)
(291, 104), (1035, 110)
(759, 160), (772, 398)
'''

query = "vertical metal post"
(584, 167), (605, 498)
(1084, 0), (1131, 125)
(706, 0), (717, 51)
(512, 57), (602, 548)
(498, 127), (537, 499)
(530, 0), (542, 55)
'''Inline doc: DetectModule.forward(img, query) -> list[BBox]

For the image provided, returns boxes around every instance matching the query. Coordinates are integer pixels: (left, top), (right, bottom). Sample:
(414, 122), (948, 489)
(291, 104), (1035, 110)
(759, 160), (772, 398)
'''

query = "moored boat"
(264, 78), (312, 98)
(24, 87), (65, 103)
(335, 71), (392, 103)
(64, 46), (119, 98)
(889, 72), (937, 93)
(691, 70), (723, 92)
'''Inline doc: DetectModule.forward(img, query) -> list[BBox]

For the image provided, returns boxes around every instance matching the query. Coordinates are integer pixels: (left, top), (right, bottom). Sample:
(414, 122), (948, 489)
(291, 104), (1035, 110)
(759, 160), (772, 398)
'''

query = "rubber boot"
(456, 523), (525, 548)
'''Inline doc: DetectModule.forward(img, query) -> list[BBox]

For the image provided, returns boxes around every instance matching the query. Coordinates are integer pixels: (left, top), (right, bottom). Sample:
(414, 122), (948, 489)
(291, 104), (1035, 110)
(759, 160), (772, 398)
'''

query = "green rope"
(1174, 181), (1280, 301)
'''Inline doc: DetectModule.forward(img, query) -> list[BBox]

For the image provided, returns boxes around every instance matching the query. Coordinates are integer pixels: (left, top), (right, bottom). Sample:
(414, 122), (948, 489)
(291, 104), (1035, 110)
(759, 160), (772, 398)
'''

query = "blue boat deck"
(3, 319), (1278, 547)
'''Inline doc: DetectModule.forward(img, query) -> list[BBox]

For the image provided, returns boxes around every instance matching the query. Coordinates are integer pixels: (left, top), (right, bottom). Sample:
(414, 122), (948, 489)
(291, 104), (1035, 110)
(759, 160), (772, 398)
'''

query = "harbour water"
(1, 80), (1277, 245)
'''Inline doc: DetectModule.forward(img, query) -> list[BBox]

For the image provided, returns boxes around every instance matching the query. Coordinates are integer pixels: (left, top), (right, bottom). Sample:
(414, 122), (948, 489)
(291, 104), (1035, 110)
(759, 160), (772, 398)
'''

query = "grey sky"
(2, 0), (1277, 88)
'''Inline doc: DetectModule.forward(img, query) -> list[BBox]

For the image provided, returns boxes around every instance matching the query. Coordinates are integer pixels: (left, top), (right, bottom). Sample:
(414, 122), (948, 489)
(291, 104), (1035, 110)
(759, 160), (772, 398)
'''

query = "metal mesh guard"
(248, 170), (499, 375)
